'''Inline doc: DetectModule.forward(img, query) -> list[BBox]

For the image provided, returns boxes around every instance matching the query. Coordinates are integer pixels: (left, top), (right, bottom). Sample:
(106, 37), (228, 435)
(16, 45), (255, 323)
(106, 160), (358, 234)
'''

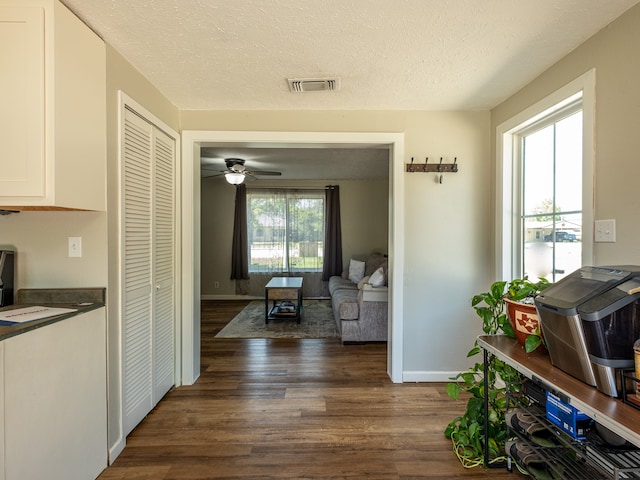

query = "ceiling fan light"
(225, 172), (245, 185)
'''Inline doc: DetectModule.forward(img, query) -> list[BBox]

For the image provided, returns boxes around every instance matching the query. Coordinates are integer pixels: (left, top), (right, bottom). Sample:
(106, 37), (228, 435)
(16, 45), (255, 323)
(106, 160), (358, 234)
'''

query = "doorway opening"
(181, 131), (405, 384)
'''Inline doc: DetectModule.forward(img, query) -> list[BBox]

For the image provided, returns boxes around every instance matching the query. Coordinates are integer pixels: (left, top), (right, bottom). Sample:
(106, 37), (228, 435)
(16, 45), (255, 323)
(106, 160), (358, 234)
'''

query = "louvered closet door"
(152, 128), (175, 404)
(123, 109), (153, 436)
(122, 107), (176, 436)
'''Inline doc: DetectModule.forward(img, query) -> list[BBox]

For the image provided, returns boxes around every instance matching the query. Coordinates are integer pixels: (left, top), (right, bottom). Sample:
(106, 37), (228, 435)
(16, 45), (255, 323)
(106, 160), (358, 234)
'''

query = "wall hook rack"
(405, 156), (459, 174)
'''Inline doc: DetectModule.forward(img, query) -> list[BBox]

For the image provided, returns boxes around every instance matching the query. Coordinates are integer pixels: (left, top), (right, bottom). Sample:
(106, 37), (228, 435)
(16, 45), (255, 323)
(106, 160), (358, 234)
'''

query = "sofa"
(328, 253), (388, 343)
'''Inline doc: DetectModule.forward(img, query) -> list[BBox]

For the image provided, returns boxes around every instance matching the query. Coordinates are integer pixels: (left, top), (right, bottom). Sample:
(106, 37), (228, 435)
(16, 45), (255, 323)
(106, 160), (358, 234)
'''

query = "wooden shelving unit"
(478, 335), (640, 478)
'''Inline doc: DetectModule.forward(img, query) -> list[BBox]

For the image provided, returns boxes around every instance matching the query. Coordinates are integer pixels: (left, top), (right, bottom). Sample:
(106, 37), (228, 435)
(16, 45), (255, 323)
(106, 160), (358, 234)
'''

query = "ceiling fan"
(201, 158), (282, 184)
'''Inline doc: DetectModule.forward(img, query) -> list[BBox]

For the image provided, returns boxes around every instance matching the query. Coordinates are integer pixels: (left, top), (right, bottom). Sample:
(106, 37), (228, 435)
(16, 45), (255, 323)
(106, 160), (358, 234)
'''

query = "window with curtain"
(247, 189), (325, 273)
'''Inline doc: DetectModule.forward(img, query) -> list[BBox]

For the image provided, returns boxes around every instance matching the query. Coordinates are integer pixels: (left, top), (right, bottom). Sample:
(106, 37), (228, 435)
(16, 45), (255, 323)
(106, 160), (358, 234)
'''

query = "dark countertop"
(0, 288), (106, 342)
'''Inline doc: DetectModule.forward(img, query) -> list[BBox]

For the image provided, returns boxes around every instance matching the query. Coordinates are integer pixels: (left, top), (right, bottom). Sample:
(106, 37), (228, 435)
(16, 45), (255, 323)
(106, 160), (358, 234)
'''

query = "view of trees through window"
(521, 107), (582, 282)
(247, 190), (324, 273)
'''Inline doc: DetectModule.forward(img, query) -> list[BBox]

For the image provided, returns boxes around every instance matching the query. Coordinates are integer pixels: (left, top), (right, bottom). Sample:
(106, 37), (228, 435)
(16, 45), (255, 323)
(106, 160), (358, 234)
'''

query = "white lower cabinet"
(1, 308), (107, 480)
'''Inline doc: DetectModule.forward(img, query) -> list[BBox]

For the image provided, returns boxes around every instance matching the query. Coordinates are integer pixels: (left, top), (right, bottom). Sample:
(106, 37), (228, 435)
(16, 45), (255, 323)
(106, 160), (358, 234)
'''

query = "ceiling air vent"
(287, 77), (340, 93)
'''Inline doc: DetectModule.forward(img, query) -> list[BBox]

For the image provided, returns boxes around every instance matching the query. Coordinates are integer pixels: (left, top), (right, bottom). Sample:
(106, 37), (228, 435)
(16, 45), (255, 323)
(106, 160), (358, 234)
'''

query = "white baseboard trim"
(201, 294), (262, 300)
(108, 437), (126, 465)
(200, 295), (331, 301)
(402, 371), (460, 382)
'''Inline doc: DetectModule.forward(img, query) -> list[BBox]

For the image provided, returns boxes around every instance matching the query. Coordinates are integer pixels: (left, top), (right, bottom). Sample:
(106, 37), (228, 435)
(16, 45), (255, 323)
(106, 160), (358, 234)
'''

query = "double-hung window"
(247, 189), (324, 273)
(519, 102), (583, 282)
(497, 70), (595, 282)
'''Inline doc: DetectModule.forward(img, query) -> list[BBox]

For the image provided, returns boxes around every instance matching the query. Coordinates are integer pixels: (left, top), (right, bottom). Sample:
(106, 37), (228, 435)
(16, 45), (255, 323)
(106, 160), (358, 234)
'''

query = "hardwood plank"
(98, 300), (511, 479)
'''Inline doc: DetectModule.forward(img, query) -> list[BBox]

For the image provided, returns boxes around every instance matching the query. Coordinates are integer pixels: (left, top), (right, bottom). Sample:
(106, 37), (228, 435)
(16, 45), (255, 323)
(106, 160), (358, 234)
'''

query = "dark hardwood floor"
(98, 300), (513, 479)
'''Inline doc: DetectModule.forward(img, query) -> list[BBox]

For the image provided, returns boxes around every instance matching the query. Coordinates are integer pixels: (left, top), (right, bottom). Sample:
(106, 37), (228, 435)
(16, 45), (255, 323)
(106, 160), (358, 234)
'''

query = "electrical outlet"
(595, 219), (616, 243)
(214, 281), (220, 289)
(68, 236), (82, 257)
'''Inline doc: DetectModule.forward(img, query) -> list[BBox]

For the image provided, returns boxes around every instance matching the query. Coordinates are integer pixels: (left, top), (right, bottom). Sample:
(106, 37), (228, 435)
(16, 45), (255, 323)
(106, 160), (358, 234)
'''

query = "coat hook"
(438, 157), (443, 172)
(423, 157), (428, 172)
(439, 174), (443, 184)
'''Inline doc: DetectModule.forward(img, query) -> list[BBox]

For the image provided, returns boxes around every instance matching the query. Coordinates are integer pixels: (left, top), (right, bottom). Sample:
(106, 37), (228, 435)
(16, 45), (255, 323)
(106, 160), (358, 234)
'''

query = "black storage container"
(0, 250), (15, 307)
(577, 277), (640, 396)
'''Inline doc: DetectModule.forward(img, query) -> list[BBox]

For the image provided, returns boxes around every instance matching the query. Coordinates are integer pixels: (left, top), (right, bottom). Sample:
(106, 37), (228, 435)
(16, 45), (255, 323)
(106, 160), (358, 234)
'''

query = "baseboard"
(201, 295), (331, 301)
(402, 371), (460, 382)
(108, 436), (126, 465)
(201, 294), (262, 300)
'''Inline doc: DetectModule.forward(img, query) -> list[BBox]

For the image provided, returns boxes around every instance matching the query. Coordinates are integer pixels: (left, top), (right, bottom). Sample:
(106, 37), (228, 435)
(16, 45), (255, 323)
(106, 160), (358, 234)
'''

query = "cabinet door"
(3, 309), (107, 480)
(122, 107), (176, 436)
(0, 7), (45, 197)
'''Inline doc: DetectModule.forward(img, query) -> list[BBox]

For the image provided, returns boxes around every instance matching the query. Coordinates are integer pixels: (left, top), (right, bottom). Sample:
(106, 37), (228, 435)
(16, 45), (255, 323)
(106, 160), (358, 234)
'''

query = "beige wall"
(183, 109), (492, 377)
(201, 177), (389, 297)
(0, 211), (107, 288)
(491, 3), (640, 266)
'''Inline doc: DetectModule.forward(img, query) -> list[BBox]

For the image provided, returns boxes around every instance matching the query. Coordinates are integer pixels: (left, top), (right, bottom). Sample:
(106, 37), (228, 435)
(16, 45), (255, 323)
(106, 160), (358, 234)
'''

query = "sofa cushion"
(369, 267), (385, 287)
(331, 288), (359, 320)
(364, 253), (387, 277)
(328, 275), (357, 296)
(348, 258), (366, 283)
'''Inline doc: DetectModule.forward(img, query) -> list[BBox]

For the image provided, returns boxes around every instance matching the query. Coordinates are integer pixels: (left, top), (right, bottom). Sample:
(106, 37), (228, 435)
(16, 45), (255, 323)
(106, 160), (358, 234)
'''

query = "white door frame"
(180, 130), (405, 384)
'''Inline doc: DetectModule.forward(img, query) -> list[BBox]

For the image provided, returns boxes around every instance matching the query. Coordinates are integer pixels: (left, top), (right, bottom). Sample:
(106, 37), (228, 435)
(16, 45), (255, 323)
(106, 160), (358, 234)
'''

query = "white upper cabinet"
(0, 1), (106, 210)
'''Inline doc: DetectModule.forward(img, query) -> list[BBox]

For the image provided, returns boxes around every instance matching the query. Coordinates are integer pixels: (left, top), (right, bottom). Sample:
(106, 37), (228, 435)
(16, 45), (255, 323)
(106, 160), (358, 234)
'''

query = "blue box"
(546, 391), (593, 440)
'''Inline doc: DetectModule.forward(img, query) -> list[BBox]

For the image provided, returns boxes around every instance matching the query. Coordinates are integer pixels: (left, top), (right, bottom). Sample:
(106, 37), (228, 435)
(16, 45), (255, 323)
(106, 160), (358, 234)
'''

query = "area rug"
(215, 300), (339, 339)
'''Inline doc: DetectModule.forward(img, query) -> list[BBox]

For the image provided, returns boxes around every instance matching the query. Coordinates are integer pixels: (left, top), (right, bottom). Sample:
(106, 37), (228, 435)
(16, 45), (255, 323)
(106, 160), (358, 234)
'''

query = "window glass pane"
(247, 190), (324, 273)
(524, 213), (581, 282)
(520, 104), (582, 283)
(288, 193), (324, 272)
(247, 192), (286, 272)
(555, 112), (583, 213)
(523, 126), (554, 217)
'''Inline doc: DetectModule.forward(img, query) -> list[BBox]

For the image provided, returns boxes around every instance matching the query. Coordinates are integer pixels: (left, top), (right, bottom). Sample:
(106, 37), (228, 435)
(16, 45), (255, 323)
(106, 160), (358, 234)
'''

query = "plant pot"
(504, 298), (543, 350)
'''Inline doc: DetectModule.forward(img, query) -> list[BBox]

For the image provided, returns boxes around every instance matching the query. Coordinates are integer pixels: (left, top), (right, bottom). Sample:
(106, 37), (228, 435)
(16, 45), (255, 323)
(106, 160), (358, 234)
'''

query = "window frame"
(246, 188), (325, 274)
(495, 69), (595, 281)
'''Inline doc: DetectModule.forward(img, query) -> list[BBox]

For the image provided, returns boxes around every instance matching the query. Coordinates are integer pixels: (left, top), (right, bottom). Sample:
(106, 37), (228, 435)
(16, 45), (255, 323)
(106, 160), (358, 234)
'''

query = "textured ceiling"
(62, 0), (640, 111)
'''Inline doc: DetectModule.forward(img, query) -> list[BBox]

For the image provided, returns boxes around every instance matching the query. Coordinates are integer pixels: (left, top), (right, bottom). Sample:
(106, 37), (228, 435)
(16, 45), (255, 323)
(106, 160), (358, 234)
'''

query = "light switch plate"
(595, 219), (616, 243)
(68, 236), (82, 257)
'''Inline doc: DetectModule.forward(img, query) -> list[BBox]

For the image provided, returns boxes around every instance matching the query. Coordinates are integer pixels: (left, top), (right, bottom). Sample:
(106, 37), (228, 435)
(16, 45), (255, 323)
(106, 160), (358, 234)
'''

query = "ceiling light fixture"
(225, 172), (245, 185)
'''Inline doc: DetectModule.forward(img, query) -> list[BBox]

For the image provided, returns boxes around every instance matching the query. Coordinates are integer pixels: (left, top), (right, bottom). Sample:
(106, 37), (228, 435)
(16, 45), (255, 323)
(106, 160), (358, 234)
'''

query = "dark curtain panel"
(230, 184), (249, 280)
(322, 185), (343, 281)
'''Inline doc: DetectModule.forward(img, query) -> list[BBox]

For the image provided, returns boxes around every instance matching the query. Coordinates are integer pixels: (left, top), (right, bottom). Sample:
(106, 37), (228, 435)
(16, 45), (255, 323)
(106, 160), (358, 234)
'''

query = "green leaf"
(467, 346), (480, 358)
(490, 281), (507, 301)
(501, 317), (516, 337)
(461, 372), (476, 385)
(446, 382), (460, 400)
(468, 421), (480, 438)
(525, 334), (543, 353)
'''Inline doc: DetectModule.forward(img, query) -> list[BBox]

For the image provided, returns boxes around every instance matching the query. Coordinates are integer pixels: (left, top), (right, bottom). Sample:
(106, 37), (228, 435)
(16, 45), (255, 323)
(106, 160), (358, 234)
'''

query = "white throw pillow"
(369, 266), (385, 287)
(348, 259), (366, 283)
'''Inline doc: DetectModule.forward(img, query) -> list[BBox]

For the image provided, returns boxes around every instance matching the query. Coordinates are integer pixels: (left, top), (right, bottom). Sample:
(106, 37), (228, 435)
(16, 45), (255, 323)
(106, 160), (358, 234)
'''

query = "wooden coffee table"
(265, 277), (303, 324)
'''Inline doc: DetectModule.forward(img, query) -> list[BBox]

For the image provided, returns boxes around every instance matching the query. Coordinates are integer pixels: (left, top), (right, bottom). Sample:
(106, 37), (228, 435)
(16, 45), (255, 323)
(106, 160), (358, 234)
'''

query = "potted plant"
(503, 276), (550, 353)
(444, 280), (522, 468)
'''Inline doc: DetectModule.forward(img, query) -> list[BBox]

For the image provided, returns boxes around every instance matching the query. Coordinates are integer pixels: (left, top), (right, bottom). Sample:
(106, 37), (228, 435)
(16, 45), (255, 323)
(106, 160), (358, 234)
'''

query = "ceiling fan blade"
(246, 170), (282, 176)
(202, 172), (226, 179)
